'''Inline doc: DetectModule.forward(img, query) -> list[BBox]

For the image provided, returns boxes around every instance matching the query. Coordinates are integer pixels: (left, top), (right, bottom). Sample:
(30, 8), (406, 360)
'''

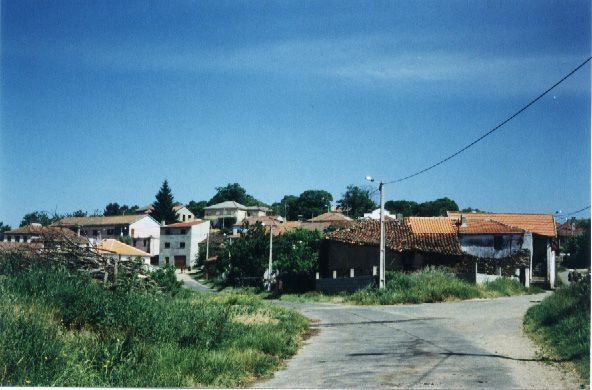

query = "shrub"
(150, 265), (183, 295)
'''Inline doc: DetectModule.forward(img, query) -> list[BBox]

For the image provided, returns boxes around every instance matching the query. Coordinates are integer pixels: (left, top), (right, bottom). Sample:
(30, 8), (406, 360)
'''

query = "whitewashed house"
(53, 215), (161, 256)
(136, 204), (196, 222)
(159, 220), (210, 269)
(203, 201), (248, 227)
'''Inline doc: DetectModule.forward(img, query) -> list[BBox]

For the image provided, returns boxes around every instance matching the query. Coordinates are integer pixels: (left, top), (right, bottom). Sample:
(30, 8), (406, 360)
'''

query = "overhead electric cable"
(384, 57), (591, 185)
(561, 205), (591, 218)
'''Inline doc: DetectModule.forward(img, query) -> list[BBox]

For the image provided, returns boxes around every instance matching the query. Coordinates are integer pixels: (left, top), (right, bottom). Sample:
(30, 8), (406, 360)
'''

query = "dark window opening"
(493, 236), (503, 250)
(180, 242), (185, 248)
(164, 242), (170, 248)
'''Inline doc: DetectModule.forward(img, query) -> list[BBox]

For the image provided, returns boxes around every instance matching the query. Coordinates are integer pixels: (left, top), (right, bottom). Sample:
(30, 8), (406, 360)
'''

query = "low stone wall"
(316, 276), (376, 294)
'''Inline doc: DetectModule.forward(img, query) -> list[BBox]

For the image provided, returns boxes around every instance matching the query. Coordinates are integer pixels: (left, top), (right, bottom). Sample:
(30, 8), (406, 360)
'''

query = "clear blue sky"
(1, 0), (590, 227)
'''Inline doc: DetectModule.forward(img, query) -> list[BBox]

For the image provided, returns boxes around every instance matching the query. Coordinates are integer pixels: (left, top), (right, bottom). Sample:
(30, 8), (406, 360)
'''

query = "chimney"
(461, 215), (467, 227)
(161, 220), (166, 226)
(31, 223), (42, 228)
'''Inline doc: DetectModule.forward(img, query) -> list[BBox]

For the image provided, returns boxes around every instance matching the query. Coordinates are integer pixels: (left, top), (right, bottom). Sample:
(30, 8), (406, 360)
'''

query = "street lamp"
(262, 223), (274, 291)
(366, 175), (385, 289)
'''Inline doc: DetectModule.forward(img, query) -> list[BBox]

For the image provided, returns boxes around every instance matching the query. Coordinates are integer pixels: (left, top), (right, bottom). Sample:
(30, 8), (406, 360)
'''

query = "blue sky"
(1, 0), (590, 226)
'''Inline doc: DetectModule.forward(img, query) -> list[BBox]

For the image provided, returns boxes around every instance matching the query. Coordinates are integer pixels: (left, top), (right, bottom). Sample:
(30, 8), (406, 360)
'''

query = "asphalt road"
(256, 294), (581, 389)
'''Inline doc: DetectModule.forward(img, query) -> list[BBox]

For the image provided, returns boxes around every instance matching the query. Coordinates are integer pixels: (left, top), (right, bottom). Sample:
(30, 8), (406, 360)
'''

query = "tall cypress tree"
(152, 180), (177, 225)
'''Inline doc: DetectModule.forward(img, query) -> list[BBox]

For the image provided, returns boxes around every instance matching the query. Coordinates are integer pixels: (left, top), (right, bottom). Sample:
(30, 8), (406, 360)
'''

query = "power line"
(560, 205), (591, 218)
(384, 56), (591, 185)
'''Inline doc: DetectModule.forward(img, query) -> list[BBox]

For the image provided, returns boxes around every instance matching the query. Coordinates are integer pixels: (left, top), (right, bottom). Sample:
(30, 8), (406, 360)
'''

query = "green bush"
(150, 265), (183, 295)
(524, 280), (590, 382)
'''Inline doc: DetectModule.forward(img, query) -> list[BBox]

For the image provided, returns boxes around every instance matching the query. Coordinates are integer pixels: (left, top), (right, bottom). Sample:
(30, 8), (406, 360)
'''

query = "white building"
(363, 208), (398, 220)
(95, 239), (152, 266)
(159, 220), (210, 269)
(53, 215), (161, 256)
(136, 204), (196, 222)
(203, 201), (248, 226)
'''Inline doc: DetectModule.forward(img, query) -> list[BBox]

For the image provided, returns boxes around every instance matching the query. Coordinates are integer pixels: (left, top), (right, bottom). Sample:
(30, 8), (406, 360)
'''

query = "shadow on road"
(347, 350), (577, 363)
(314, 317), (445, 327)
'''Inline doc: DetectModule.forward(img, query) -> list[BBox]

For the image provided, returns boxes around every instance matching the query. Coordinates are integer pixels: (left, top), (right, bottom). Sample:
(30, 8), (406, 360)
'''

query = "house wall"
(459, 233), (525, 259)
(320, 241), (404, 277)
(130, 216), (161, 256)
(158, 221), (210, 268)
(175, 207), (195, 222)
(204, 209), (247, 223)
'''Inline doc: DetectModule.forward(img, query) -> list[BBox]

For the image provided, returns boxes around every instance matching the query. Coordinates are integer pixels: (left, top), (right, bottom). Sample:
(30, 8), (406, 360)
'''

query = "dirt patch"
(232, 311), (279, 325)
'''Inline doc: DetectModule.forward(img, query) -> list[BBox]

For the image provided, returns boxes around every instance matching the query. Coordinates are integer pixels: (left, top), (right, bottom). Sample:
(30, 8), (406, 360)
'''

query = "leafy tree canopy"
(103, 203), (139, 216)
(460, 207), (488, 213)
(271, 195), (299, 220)
(384, 200), (419, 217)
(0, 222), (11, 233)
(19, 211), (59, 227)
(151, 180), (177, 225)
(208, 183), (267, 207)
(296, 190), (333, 220)
(336, 185), (376, 219)
(187, 200), (208, 218)
(274, 228), (323, 275)
(218, 222), (269, 282)
(385, 197), (459, 217)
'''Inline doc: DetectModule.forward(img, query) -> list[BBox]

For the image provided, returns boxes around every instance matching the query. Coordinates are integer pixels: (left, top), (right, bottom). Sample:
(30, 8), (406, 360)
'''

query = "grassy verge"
(523, 280), (590, 383)
(281, 267), (542, 305)
(0, 259), (308, 387)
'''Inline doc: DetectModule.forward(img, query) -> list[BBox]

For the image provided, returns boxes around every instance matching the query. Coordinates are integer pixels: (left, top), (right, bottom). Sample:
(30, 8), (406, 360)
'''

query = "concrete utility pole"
(379, 181), (385, 289)
(366, 176), (386, 289)
(268, 225), (273, 291)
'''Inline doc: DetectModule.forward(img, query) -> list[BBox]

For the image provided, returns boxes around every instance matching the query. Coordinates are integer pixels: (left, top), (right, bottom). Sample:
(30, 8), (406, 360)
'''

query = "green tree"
(151, 180), (177, 225)
(187, 200), (208, 218)
(19, 211), (58, 227)
(104, 203), (139, 216)
(460, 207), (487, 213)
(416, 197), (459, 216)
(337, 185), (376, 219)
(271, 195), (299, 220)
(274, 228), (323, 275)
(208, 183), (267, 207)
(384, 200), (419, 217)
(218, 222), (269, 284)
(296, 190), (333, 219)
(0, 222), (11, 232)
(564, 223), (591, 268)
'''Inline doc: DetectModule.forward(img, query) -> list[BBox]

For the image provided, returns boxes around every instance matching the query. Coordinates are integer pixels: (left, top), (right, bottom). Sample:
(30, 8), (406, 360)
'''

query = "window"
(180, 242), (185, 248)
(107, 229), (114, 235)
(133, 239), (137, 246)
(493, 236), (503, 250)
(93, 230), (98, 236)
(164, 242), (170, 248)
(180, 229), (186, 234)
(143, 239), (147, 247)
(165, 256), (169, 265)
(164, 229), (171, 235)
(188, 215), (192, 220)
(182, 215), (186, 221)
(15, 235), (20, 242)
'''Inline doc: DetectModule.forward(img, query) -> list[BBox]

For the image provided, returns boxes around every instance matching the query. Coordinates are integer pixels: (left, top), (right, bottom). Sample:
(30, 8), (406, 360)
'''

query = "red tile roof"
(407, 217), (457, 234)
(308, 212), (353, 222)
(447, 212), (556, 237)
(459, 219), (525, 235)
(164, 220), (206, 228)
(327, 219), (463, 256)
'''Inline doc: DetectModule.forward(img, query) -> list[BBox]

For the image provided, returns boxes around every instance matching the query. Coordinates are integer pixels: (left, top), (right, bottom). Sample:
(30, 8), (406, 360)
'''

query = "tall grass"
(282, 267), (541, 305)
(524, 280), (590, 382)
(0, 257), (308, 387)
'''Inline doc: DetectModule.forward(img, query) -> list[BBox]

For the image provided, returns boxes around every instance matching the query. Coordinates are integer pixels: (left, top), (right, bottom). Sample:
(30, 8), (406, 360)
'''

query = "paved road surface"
(256, 294), (581, 389)
(176, 271), (218, 294)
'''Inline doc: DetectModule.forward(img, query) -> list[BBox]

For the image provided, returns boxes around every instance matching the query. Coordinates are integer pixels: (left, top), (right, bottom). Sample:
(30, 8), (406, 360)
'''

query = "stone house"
(203, 201), (248, 227)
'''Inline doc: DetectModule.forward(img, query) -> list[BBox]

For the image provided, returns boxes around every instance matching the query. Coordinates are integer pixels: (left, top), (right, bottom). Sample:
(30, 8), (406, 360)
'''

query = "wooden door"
(174, 256), (186, 269)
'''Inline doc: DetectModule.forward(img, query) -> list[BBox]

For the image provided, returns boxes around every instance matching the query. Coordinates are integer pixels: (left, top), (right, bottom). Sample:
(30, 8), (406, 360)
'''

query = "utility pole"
(268, 225), (273, 291)
(366, 176), (386, 289)
(379, 181), (385, 289)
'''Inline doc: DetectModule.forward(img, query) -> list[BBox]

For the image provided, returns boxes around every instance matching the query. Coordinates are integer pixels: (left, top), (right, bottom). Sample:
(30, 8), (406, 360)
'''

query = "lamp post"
(366, 176), (385, 289)
(263, 223), (274, 291)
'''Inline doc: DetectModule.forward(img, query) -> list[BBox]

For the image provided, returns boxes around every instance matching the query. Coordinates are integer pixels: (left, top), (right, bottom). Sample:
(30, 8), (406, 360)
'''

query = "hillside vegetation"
(0, 256), (308, 387)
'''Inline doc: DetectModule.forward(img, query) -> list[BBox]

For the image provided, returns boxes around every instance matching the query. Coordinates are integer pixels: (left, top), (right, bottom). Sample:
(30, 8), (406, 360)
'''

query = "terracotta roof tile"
(458, 219), (525, 234)
(448, 212), (556, 237)
(53, 215), (149, 227)
(407, 217), (457, 234)
(164, 220), (206, 228)
(95, 239), (151, 257)
(308, 212), (353, 222)
(327, 219), (463, 255)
